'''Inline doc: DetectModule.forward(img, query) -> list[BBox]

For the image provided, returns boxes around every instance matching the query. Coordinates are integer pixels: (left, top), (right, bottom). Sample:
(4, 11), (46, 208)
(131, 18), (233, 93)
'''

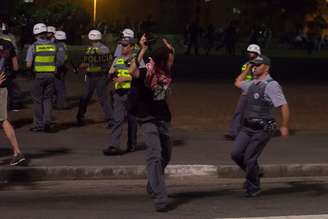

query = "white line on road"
(218, 214), (328, 219)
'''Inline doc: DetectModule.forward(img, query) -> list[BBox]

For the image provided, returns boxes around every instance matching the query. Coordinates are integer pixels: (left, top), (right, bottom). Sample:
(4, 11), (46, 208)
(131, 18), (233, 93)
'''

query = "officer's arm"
(25, 46), (34, 69)
(235, 65), (252, 88)
(279, 104), (290, 137)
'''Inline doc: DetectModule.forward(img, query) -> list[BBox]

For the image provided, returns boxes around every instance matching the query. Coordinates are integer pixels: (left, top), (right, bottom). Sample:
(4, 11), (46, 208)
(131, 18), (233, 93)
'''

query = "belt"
(244, 118), (274, 131)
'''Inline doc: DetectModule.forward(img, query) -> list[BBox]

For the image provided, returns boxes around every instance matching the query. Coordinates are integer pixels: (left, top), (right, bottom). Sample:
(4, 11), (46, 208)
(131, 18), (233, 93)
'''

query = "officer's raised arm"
(235, 64), (253, 89)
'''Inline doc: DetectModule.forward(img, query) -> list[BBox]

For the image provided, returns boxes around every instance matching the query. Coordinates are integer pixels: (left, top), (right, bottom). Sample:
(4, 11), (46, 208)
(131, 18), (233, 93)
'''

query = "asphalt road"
(0, 177), (328, 219)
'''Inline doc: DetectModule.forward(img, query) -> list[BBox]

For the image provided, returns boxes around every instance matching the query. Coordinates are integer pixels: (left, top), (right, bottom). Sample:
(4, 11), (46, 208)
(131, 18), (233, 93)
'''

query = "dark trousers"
(228, 94), (248, 137)
(77, 75), (112, 122)
(54, 71), (66, 109)
(109, 92), (137, 148)
(140, 120), (172, 208)
(231, 127), (271, 191)
(31, 78), (55, 129)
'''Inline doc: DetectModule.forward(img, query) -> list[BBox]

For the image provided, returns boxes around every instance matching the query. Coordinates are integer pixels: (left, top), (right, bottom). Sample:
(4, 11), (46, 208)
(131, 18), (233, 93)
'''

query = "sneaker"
(245, 187), (261, 198)
(10, 153), (28, 166)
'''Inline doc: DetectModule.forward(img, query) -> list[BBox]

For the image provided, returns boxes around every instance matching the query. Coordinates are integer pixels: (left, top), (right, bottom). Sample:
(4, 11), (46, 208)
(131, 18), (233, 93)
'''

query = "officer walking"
(54, 30), (68, 109)
(103, 36), (144, 155)
(26, 23), (65, 132)
(225, 44), (261, 140)
(231, 54), (289, 197)
(76, 29), (113, 126)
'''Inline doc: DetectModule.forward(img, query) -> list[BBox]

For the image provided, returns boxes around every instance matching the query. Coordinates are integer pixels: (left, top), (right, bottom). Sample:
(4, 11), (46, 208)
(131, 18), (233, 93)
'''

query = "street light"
(93, 0), (97, 25)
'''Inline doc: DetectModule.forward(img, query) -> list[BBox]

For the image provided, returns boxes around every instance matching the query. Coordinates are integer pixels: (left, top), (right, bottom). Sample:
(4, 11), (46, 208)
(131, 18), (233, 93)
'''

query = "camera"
(144, 33), (157, 46)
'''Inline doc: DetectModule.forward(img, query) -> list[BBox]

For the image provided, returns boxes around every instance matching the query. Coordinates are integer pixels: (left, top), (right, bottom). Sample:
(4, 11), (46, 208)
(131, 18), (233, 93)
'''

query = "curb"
(1, 164), (328, 182)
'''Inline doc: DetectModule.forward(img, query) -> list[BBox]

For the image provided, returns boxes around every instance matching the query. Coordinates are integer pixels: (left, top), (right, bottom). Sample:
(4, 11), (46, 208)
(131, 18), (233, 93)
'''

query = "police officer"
(225, 44), (261, 140)
(54, 30), (68, 109)
(103, 36), (144, 155)
(231, 55), (289, 197)
(114, 28), (139, 58)
(47, 26), (56, 43)
(76, 29), (113, 126)
(26, 23), (65, 132)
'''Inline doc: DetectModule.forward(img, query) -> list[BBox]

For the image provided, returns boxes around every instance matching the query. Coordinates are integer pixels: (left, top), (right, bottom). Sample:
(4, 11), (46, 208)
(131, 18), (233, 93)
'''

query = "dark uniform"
(54, 41), (68, 109)
(227, 62), (254, 138)
(26, 38), (64, 131)
(76, 42), (113, 125)
(231, 73), (287, 196)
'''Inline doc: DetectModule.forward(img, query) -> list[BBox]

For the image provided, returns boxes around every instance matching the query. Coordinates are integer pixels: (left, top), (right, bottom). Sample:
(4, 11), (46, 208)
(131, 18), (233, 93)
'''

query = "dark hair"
(150, 46), (172, 73)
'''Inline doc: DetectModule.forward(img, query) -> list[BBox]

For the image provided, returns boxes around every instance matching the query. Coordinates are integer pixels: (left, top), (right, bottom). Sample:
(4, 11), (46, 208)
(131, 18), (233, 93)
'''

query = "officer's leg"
(243, 130), (271, 191)
(231, 127), (251, 171)
(43, 78), (55, 127)
(141, 121), (168, 210)
(31, 79), (45, 129)
(227, 94), (248, 137)
(108, 93), (126, 148)
(158, 121), (172, 171)
(77, 76), (95, 121)
(95, 77), (113, 122)
(54, 73), (66, 109)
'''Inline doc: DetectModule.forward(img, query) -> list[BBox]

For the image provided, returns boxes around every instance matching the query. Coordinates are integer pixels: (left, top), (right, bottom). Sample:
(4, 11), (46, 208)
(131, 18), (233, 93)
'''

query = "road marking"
(218, 215), (328, 219)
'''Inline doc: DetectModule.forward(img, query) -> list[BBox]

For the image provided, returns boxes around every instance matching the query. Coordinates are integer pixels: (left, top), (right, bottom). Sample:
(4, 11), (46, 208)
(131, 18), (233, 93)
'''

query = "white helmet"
(47, 26), (56, 34)
(33, 23), (47, 35)
(247, 44), (261, 55)
(122, 28), (134, 38)
(55, 31), (67, 40)
(88, 29), (102, 41)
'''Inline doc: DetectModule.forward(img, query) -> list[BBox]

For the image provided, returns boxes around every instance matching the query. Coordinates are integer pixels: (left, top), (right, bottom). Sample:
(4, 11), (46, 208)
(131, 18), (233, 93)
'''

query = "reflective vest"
(0, 35), (12, 43)
(85, 47), (105, 73)
(33, 42), (57, 74)
(241, 63), (254, 81)
(245, 79), (275, 120)
(114, 57), (132, 90)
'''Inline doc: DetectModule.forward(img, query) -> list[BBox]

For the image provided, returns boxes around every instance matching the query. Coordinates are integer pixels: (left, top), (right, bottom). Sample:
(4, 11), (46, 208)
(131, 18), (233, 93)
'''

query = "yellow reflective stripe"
(241, 64), (247, 71)
(36, 45), (56, 52)
(117, 69), (130, 77)
(115, 81), (131, 90)
(35, 56), (55, 63)
(87, 66), (102, 72)
(1, 36), (12, 42)
(246, 74), (253, 81)
(116, 58), (125, 65)
(34, 66), (56, 72)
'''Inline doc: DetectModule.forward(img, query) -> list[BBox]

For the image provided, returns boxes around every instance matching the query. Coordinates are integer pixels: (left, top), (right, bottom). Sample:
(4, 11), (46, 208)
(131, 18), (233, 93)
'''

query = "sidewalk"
(0, 77), (327, 181)
(1, 125), (328, 181)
